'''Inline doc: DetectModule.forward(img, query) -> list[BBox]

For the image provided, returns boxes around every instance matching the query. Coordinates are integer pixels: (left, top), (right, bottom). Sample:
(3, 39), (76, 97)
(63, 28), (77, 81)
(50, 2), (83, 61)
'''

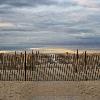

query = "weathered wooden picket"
(0, 50), (100, 81)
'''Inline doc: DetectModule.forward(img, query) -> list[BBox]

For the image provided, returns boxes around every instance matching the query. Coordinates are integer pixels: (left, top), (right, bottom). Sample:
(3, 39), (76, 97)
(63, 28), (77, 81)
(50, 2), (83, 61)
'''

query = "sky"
(0, 0), (100, 50)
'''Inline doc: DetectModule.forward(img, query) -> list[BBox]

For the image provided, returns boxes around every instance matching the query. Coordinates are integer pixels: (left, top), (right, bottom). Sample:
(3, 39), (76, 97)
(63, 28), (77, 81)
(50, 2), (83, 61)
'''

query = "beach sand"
(0, 48), (100, 100)
(0, 48), (74, 54)
(0, 48), (100, 54)
(0, 81), (100, 100)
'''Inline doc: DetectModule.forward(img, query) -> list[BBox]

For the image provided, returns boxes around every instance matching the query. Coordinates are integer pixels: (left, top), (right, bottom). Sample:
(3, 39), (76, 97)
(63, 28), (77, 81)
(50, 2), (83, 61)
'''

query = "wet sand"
(0, 81), (100, 100)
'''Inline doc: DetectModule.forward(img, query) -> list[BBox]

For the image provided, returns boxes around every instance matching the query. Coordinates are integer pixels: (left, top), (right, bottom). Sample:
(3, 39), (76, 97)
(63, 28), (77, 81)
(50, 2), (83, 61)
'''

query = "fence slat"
(0, 50), (100, 81)
(24, 51), (26, 81)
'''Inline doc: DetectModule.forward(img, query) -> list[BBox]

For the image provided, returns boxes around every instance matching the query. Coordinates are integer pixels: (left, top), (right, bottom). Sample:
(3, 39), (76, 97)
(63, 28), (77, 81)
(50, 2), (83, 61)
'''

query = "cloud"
(73, 0), (100, 8)
(0, 22), (15, 28)
(0, 0), (74, 7)
(0, 0), (100, 49)
(0, 0), (99, 8)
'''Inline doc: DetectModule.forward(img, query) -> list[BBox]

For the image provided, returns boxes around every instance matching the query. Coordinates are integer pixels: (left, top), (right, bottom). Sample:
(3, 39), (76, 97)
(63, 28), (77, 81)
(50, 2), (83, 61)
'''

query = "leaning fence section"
(0, 50), (100, 81)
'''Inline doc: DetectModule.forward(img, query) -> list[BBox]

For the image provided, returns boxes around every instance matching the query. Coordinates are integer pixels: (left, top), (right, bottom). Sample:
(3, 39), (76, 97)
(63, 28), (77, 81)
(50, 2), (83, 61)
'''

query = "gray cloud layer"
(0, 0), (75, 7)
(0, 0), (100, 49)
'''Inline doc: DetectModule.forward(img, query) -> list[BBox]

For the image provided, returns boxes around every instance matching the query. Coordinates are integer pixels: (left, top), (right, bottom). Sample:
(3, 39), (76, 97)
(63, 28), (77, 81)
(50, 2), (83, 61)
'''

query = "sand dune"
(0, 48), (74, 54)
(30, 48), (74, 54)
(0, 48), (100, 54)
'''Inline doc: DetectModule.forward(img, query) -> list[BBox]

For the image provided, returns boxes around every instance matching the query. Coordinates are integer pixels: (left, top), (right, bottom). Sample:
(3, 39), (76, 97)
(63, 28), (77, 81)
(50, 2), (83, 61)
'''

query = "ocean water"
(0, 43), (100, 51)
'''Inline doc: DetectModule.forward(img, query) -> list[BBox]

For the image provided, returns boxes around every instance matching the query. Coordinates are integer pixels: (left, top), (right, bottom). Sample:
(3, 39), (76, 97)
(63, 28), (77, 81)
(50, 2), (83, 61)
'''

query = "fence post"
(75, 49), (79, 73)
(76, 49), (79, 64)
(25, 51), (26, 81)
(32, 50), (33, 70)
(85, 51), (87, 68)
(66, 52), (68, 65)
(15, 51), (16, 67)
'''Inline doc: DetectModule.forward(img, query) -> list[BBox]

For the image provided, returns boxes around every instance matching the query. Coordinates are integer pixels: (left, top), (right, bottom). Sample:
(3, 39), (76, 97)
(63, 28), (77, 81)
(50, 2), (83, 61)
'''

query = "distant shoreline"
(0, 47), (100, 54)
